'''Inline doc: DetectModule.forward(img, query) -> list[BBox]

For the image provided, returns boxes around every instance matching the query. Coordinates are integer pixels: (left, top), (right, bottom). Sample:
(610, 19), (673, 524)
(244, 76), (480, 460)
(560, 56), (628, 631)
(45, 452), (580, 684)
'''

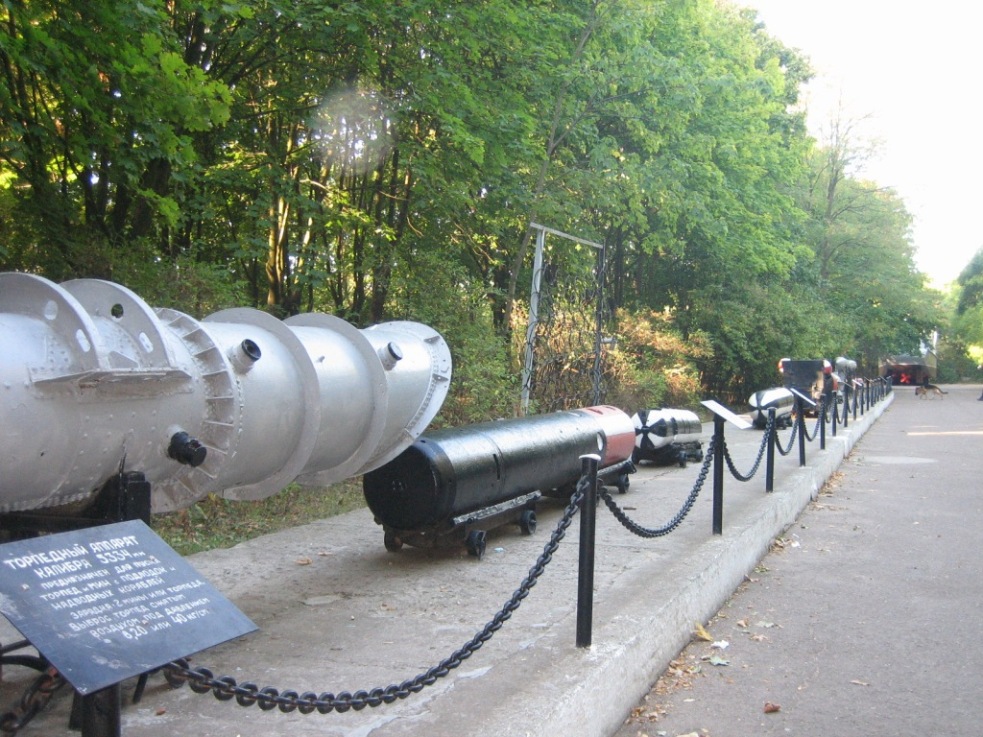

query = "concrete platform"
(0, 394), (891, 736)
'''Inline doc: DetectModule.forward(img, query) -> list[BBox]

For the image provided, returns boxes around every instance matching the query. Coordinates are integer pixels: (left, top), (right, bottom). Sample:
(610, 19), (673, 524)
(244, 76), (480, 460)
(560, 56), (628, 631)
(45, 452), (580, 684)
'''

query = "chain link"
(802, 403), (824, 442)
(164, 476), (590, 714)
(0, 666), (66, 735)
(598, 436), (715, 538)
(722, 414), (772, 482)
(775, 419), (798, 456)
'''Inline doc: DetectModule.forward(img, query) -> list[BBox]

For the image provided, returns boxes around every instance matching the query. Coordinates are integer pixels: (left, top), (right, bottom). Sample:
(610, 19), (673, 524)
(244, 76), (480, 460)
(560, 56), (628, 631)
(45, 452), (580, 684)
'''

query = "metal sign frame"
(520, 223), (604, 415)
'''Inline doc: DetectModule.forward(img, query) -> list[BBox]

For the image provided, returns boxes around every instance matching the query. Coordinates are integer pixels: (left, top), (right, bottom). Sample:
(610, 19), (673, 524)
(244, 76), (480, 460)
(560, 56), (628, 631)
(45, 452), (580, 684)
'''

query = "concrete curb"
(539, 393), (894, 737)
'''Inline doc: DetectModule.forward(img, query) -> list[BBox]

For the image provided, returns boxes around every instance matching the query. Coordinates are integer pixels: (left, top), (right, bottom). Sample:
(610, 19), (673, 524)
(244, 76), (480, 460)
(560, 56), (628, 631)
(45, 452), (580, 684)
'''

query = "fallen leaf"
(706, 655), (730, 666)
(755, 620), (777, 629)
(736, 619), (749, 629)
(764, 702), (781, 713)
(295, 557), (313, 566)
(155, 707), (167, 716)
(693, 622), (713, 641)
(851, 679), (870, 687)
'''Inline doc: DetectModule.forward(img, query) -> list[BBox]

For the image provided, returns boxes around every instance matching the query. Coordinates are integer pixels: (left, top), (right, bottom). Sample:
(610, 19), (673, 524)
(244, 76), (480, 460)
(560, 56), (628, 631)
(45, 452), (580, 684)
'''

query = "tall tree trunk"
(503, 0), (601, 337)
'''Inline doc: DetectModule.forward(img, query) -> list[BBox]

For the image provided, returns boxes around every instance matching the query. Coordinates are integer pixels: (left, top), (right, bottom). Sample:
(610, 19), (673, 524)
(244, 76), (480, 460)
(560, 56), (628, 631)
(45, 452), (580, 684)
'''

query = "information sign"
(0, 520), (256, 695)
(789, 387), (817, 408)
(700, 400), (752, 430)
(782, 359), (824, 398)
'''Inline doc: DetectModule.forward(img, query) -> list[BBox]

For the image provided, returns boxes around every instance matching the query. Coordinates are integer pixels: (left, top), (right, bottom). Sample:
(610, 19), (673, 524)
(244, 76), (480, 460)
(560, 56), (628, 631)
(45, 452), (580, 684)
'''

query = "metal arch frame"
(520, 223), (604, 416)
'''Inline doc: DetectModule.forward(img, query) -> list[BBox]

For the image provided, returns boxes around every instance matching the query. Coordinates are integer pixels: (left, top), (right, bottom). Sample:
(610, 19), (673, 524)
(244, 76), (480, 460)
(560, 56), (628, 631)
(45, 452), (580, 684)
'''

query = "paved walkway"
(613, 383), (983, 737)
(0, 390), (893, 737)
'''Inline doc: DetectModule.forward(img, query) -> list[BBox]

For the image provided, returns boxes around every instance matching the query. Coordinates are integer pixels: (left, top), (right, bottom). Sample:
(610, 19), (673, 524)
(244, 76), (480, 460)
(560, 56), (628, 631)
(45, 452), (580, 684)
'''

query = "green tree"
(796, 118), (941, 372)
(950, 247), (983, 365)
(0, 0), (950, 419)
(0, 0), (231, 280)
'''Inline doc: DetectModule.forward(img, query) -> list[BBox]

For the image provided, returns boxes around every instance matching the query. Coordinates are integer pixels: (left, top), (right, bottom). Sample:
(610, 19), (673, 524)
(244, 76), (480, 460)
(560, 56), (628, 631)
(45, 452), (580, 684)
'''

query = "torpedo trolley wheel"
(465, 530), (487, 559)
(518, 509), (537, 535)
(383, 530), (404, 552)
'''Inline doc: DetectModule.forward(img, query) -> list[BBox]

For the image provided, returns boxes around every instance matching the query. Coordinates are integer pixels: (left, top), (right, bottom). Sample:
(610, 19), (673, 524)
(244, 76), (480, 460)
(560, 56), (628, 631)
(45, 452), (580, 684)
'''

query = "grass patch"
(152, 479), (365, 556)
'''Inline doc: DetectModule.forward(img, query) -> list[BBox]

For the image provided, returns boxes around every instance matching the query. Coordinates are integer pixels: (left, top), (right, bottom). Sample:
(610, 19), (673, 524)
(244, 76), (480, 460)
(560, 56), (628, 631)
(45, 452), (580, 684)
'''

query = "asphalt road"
(612, 383), (983, 737)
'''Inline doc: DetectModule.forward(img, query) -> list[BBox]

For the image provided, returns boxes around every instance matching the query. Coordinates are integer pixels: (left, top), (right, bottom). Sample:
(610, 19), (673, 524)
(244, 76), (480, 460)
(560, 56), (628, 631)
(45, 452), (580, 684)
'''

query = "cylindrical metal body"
(0, 273), (451, 513)
(748, 387), (794, 428)
(631, 408), (702, 459)
(362, 406), (635, 532)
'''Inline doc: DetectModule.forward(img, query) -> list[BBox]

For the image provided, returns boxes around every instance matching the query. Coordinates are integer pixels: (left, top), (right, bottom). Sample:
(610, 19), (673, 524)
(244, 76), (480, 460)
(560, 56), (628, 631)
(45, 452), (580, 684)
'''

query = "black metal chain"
(802, 405), (823, 441)
(722, 415), (772, 482)
(775, 420), (798, 456)
(163, 476), (591, 714)
(598, 436), (715, 538)
(0, 666), (66, 735)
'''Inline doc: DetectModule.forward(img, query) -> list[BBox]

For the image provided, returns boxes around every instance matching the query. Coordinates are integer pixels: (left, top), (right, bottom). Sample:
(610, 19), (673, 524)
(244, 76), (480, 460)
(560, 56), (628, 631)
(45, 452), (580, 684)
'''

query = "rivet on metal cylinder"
(379, 341), (404, 370)
(167, 431), (207, 467)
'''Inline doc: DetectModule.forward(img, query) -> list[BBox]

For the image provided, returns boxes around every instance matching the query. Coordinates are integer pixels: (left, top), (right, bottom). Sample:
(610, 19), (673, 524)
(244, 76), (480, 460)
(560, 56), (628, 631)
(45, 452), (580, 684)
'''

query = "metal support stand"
(74, 685), (121, 737)
(576, 455), (600, 648)
(1, 472), (151, 737)
(0, 471), (150, 537)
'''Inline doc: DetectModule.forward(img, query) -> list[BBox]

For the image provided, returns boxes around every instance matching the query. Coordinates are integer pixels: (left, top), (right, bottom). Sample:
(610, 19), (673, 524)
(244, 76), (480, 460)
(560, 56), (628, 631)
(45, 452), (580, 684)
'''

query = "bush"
(602, 309), (707, 413)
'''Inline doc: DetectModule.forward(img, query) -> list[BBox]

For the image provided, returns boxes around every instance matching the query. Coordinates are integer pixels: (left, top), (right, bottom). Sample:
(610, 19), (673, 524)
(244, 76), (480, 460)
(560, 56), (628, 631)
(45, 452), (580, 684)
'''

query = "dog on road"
(915, 384), (947, 399)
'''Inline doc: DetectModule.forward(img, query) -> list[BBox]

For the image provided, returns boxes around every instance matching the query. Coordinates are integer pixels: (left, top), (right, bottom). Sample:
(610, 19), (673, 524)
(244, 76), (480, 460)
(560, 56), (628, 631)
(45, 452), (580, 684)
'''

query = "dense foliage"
(936, 248), (983, 382)
(0, 0), (947, 419)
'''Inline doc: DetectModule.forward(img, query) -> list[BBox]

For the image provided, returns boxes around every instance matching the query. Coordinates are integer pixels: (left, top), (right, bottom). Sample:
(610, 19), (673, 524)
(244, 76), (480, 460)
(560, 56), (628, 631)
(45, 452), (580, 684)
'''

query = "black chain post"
(796, 396), (807, 467)
(712, 414), (725, 535)
(576, 455), (600, 649)
(766, 408), (776, 492)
